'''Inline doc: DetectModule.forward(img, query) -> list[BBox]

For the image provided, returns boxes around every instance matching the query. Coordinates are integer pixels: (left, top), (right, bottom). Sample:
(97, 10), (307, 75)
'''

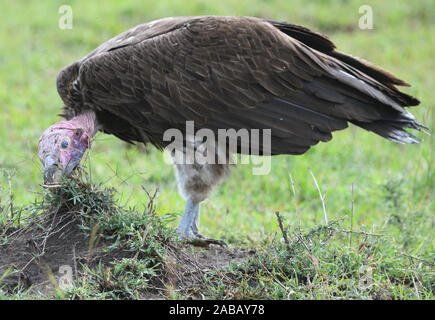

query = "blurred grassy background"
(0, 0), (433, 246)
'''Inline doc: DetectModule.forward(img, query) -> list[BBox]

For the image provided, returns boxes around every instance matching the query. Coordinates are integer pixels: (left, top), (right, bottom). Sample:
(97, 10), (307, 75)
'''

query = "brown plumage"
(56, 16), (425, 155)
(44, 16), (427, 244)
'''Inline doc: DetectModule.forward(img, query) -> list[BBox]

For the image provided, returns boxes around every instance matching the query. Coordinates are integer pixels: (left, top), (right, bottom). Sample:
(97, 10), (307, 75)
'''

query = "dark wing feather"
(266, 19), (416, 90)
(57, 16), (425, 155)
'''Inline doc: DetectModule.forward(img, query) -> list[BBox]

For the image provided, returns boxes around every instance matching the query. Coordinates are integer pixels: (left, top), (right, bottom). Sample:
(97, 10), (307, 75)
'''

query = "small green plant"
(194, 215), (434, 300)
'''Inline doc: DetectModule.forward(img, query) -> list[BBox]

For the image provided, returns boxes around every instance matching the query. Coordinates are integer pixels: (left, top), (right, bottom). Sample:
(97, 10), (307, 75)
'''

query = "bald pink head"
(38, 112), (95, 184)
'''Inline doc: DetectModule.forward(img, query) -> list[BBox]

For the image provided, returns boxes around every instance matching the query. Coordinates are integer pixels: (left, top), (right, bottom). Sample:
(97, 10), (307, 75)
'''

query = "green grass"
(1, 178), (432, 299)
(0, 0), (433, 299)
(0, 177), (179, 299)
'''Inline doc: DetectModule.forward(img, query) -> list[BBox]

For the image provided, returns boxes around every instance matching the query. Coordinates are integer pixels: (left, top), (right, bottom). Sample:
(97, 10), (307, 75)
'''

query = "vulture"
(38, 16), (426, 245)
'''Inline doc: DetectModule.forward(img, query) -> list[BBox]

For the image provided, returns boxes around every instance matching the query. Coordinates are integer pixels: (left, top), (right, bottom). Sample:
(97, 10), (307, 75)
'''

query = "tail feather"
(351, 117), (429, 144)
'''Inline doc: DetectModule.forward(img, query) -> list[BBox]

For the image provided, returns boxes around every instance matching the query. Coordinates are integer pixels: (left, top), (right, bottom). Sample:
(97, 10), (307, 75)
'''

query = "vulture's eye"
(61, 140), (69, 149)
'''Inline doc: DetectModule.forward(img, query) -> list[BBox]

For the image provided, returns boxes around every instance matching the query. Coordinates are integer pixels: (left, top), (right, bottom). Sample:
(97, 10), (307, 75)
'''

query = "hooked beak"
(43, 155), (80, 184)
(44, 155), (62, 184)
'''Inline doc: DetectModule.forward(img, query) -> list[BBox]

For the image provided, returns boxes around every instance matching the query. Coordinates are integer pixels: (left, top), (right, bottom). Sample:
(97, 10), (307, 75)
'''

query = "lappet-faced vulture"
(38, 16), (427, 245)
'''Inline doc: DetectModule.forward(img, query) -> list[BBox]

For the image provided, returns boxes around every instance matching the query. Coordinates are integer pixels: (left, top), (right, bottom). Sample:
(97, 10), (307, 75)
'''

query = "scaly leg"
(177, 199), (227, 247)
(190, 201), (202, 236)
(176, 199), (198, 239)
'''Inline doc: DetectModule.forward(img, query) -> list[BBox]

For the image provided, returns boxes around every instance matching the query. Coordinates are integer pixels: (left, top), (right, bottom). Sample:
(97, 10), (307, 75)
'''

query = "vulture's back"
(56, 16), (426, 154)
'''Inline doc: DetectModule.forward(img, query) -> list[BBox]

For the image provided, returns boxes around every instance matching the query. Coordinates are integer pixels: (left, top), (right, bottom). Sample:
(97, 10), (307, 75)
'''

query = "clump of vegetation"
(0, 175), (181, 299)
(54, 177), (182, 299)
(198, 216), (434, 300)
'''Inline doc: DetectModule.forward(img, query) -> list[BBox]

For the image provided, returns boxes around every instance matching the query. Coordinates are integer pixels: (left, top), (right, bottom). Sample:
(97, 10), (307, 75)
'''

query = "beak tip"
(44, 165), (63, 184)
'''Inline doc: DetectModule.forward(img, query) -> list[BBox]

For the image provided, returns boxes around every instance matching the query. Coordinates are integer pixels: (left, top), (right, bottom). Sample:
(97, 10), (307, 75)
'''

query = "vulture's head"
(38, 117), (92, 184)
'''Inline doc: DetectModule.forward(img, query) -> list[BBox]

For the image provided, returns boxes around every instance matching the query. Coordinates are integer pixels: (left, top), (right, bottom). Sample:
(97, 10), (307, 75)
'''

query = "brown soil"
(0, 201), (252, 298)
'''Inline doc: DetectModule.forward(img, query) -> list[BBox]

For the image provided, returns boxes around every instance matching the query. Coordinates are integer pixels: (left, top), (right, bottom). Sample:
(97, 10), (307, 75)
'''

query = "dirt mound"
(1, 203), (96, 293)
(0, 180), (252, 298)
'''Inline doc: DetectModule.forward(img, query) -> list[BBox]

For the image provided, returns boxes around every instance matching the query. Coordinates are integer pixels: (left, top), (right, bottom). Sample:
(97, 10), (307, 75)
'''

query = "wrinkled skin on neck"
(38, 113), (95, 184)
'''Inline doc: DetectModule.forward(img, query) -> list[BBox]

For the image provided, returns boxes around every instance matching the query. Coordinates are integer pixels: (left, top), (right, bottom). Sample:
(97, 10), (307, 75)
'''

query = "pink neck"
(52, 112), (97, 138)
(68, 112), (97, 138)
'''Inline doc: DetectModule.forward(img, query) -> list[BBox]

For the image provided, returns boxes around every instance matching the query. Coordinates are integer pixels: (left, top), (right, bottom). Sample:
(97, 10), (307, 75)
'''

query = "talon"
(177, 199), (227, 247)
(188, 237), (227, 247)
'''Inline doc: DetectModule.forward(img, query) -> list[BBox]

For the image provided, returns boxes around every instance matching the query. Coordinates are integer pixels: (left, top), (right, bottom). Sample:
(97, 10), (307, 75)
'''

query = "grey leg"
(191, 202), (200, 236)
(177, 199), (199, 239)
(173, 155), (230, 247)
(177, 199), (227, 247)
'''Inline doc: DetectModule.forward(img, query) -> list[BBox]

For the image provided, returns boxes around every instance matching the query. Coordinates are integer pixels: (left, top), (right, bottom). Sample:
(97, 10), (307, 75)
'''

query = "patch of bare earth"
(0, 201), (252, 298)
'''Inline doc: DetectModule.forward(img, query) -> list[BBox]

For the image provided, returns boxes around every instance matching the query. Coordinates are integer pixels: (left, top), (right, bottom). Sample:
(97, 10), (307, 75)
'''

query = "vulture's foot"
(177, 199), (227, 247)
(189, 231), (227, 247)
(188, 236), (227, 247)
(177, 228), (227, 247)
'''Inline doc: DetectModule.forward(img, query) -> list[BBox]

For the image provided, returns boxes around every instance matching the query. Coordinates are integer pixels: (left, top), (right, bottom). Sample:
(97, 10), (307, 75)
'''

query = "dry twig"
(274, 211), (291, 253)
